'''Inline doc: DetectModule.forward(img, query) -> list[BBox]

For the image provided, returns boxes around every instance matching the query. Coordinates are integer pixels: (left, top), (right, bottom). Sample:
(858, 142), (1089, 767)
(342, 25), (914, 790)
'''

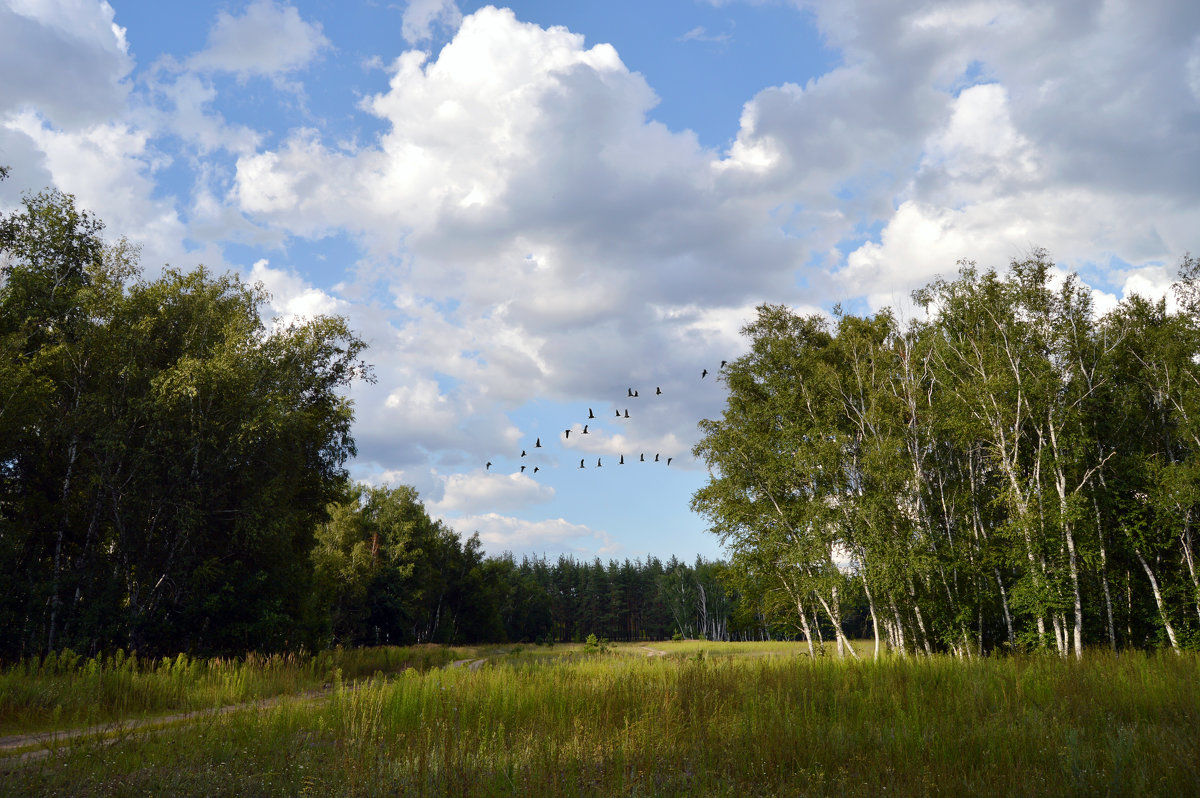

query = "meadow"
(2, 642), (1198, 796)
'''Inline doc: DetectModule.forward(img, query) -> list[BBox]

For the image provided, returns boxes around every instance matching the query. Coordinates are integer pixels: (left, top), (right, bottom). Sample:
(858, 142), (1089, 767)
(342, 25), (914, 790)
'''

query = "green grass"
(629, 639), (870, 658)
(0, 645), (461, 736)
(4, 646), (1198, 796)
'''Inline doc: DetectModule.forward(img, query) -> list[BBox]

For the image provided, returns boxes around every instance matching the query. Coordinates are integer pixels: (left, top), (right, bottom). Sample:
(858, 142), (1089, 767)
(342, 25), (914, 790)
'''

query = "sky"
(3, 0), (1199, 563)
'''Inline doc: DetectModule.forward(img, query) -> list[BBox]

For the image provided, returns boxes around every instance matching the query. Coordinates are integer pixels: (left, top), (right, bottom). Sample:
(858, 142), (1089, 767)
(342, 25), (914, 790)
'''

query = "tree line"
(314, 482), (768, 647)
(693, 251), (1200, 658)
(0, 181), (760, 660)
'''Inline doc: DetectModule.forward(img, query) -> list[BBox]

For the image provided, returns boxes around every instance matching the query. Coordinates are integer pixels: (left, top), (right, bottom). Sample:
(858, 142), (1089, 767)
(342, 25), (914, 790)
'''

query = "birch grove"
(693, 251), (1200, 656)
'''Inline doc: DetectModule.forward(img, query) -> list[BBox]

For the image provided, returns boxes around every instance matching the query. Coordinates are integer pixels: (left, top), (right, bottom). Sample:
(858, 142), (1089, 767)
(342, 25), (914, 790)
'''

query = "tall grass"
(0, 645), (460, 735)
(6, 649), (1198, 796)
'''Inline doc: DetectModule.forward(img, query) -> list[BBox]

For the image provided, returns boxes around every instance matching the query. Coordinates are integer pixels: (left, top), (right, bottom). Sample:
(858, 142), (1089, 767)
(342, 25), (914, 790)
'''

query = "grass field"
(2, 643), (1198, 796)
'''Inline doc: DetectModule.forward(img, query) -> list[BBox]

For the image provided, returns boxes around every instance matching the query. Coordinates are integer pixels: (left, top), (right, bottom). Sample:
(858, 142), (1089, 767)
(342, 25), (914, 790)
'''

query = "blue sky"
(3, 0), (1199, 561)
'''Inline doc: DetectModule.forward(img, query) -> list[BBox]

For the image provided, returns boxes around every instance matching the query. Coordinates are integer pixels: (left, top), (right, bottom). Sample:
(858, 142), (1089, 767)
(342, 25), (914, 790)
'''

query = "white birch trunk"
(796, 598), (815, 657)
(813, 587), (859, 660)
(1135, 548), (1180, 653)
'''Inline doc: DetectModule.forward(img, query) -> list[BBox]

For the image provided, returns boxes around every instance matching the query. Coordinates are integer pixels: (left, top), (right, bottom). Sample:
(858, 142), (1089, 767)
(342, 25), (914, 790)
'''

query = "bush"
(583, 633), (609, 654)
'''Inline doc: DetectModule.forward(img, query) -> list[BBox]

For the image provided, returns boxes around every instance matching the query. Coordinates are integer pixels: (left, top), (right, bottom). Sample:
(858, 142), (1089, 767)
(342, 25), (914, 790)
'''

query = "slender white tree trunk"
(1093, 496), (1117, 651)
(888, 595), (907, 657)
(994, 568), (1015, 649)
(859, 572), (881, 661)
(1180, 522), (1200, 628)
(1135, 549), (1180, 653)
(797, 598), (815, 657)
(813, 587), (859, 660)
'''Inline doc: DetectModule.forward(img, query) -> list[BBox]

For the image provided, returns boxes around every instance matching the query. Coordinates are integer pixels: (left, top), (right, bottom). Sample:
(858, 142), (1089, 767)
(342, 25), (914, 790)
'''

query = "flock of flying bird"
(484, 364), (728, 476)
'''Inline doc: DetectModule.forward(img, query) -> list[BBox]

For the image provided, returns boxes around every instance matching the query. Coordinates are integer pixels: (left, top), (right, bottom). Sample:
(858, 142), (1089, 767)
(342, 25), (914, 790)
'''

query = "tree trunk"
(47, 436), (79, 655)
(796, 598), (815, 657)
(813, 587), (859, 660)
(907, 577), (933, 656)
(994, 568), (1015, 650)
(1180, 520), (1200, 628)
(1093, 496), (1117, 651)
(888, 595), (907, 657)
(859, 571), (881, 661)
(1135, 548), (1180, 653)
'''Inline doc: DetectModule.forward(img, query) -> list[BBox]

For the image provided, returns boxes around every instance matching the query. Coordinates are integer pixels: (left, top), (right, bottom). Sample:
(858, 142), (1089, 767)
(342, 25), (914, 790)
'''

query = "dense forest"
(0, 181), (754, 659)
(693, 253), (1200, 658)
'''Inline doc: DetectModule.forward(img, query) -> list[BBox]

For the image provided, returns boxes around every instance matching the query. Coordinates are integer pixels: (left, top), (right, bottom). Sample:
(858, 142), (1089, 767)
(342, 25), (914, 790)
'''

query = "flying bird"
(582, 425), (589, 434)
(597, 458), (603, 467)
(534, 466), (540, 474)
(634, 390), (639, 397)
(640, 453), (644, 462)
(521, 465), (526, 473)
(616, 409), (621, 417)
(654, 454), (659, 462)
(628, 388), (634, 397)
(564, 429), (571, 439)
(667, 457), (673, 466)
(619, 455), (625, 465)
(486, 462), (492, 470)
(721, 360), (728, 368)
(535, 438), (542, 448)
(521, 450), (527, 457)
(656, 387), (662, 395)
(588, 408), (595, 419)
(701, 369), (708, 378)
(623, 409), (630, 418)
(579, 459), (585, 469)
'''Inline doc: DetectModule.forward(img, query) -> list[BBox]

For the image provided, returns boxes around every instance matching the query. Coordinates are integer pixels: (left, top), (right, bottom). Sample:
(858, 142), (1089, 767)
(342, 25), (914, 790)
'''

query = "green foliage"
(694, 251), (1200, 657)
(582, 633), (609, 654)
(0, 185), (371, 658)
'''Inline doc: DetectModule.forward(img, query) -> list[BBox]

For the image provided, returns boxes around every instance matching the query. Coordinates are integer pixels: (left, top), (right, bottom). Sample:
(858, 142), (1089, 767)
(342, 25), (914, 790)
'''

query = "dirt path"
(0, 689), (333, 768)
(1, 654), (494, 770)
(640, 646), (668, 657)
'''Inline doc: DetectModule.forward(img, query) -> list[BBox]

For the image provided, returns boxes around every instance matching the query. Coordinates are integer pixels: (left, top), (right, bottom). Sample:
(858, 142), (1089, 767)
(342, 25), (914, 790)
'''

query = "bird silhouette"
(634, 390), (639, 397)
(640, 453), (644, 462)
(564, 429), (571, 439)
(582, 425), (589, 434)
(521, 465), (526, 473)
(579, 459), (585, 469)
(588, 408), (595, 419)
(534, 466), (540, 474)
(597, 458), (603, 467)
(627, 388), (634, 397)
(521, 450), (527, 457)
(701, 369), (708, 378)
(623, 409), (630, 418)
(721, 360), (727, 368)
(486, 461), (492, 470)
(615, 409), (621, 417)
(619, 455), (625, 465)
(667, 457), (673, 466)
(656, 386), (662, 395)
(535, 438), (542, 448)
(654, 454), (659, 462)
